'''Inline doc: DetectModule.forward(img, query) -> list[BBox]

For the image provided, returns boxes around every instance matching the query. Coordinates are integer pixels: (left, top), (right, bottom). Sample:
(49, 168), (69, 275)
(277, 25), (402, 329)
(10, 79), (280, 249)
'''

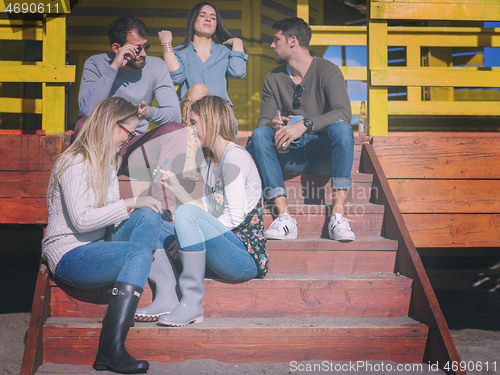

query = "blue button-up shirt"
(170, 42), (248, 106)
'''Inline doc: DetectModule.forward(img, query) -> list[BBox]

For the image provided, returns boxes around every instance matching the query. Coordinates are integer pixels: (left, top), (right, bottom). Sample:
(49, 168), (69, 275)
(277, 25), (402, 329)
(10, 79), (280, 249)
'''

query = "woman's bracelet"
(161, 42), (174, 54)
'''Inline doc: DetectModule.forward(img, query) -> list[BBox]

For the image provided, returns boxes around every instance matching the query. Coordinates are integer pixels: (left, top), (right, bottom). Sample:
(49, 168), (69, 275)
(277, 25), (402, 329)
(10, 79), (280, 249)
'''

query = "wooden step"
(50, 273), (412, 319)
(266, 237), (398, 275)
(264, 203), (384, 238)
(42, 316), (428, 365)
(282, 173), (373, 204)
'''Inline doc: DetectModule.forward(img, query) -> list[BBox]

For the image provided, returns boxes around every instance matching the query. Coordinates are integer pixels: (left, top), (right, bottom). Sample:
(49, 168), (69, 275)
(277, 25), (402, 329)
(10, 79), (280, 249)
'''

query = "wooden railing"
(298, 0), (500, 135)
(0, 1), (75, 134)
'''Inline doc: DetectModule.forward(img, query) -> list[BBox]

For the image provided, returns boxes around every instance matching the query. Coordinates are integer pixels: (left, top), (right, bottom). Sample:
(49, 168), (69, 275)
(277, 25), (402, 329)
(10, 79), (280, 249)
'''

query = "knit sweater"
(257, 57), (352, 131)
(78, 53), (182, 134)
(42, 154), (129, 275)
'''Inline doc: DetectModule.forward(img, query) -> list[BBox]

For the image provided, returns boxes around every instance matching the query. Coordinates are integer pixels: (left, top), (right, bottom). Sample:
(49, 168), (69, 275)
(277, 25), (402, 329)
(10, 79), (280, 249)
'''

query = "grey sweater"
(42, 154), (129, 275)
(257, 57), (351, 131)
(78, 53), (182, 134)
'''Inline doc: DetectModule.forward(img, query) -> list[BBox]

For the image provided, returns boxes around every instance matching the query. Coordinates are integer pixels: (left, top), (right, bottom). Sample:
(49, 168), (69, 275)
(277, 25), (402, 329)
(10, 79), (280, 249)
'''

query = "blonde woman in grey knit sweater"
(42, 97), (163, 374)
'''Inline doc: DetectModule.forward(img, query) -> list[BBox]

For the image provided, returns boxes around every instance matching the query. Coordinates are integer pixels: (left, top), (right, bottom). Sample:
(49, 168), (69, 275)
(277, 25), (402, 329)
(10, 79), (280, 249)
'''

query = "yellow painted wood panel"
(389, 179), (500, 214)
(0, 98), (42, 114)
(0, 65), (75, 82)
(67, 0), (242, 9)
(307, 26), (500, 48)
(368, 20), (388, 135)
(406, 45), (421, 103)
(43, 15), (72, 134)
(340, 67), (367, 81)
(0, 20), (43, 27)
(297, 0), (310, 22)
(0, 61), (42, 66)
(374, 0), (500, 4)
(388, 31), (500, 48)
(455, 90), (500, 101)
(263, 7), (295, 24)
(67, 17), (242, 30)
(311, 32), (366, 47)
(371, 3), (500, 21)
(453, 53), (483, 67)
(371, 68), (500, 87)
(388, 101), (500, 116)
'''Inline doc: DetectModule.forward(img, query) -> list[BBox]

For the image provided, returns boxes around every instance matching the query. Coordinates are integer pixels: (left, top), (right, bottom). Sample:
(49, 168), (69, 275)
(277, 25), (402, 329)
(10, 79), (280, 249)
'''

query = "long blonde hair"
(49, 97), (138, 207)
(191, 96), (236, 162)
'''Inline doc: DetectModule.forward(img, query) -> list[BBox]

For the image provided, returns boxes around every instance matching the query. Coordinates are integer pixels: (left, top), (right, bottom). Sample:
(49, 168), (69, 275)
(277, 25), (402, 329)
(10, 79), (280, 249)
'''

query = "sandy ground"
(2, 312), (499, 375)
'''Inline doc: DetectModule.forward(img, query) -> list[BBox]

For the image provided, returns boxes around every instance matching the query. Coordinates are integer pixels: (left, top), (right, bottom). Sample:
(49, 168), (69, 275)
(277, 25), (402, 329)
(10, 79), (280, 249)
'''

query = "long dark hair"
(179, 2), (235, 49)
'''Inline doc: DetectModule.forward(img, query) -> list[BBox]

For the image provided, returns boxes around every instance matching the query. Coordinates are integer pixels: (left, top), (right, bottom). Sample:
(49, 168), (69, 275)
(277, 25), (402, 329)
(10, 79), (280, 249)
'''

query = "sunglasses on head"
(292, 84), (304, 109)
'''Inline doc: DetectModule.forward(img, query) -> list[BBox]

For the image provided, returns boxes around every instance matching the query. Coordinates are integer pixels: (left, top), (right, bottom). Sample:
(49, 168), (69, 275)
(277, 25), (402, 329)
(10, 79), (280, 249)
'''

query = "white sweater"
(42, 154), (129, 275)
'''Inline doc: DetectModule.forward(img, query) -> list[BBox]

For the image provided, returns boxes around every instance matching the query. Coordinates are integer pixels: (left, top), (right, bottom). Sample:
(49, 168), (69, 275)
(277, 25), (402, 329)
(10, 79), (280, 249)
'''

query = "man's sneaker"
(264, 213), (298, 240)
(329, 213), (356, 242)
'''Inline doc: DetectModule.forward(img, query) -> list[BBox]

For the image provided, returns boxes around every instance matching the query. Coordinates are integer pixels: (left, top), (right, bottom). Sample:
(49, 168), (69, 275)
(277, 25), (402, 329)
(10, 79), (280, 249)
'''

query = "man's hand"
(110, 44), (138, 70)
(274, 121), (307, 150)
(138, 101), (149, 119)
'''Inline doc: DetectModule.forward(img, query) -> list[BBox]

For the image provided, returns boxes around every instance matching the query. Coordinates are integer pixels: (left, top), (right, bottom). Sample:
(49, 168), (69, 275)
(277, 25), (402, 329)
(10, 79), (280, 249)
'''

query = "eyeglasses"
(135, 42), (151, 54)
(292, 84), (304, 109)
(117, 123), (134, 142)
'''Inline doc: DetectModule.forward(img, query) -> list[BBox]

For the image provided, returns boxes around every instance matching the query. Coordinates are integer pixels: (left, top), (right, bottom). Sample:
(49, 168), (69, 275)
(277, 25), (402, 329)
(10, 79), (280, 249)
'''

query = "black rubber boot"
(93, 282), (149, 374)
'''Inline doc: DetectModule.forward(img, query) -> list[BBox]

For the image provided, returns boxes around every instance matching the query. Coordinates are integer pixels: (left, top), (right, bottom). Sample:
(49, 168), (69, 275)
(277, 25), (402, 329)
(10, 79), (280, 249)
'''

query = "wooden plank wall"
(65, 0), (323, 131)
(372, 133), (500, 248)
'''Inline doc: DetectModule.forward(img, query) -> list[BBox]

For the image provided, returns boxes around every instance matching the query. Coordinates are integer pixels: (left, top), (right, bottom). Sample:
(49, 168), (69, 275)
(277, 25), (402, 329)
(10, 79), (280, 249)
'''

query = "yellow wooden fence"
(0, 0), (75, 134)
(298, 0), (500, 135)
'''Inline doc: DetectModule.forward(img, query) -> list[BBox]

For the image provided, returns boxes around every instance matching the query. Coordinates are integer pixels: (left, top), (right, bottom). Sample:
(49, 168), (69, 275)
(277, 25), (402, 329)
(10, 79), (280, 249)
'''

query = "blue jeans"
(171, 204), (258, 281)
(55, 208), (161, 289)
(247, 121), (354, 200)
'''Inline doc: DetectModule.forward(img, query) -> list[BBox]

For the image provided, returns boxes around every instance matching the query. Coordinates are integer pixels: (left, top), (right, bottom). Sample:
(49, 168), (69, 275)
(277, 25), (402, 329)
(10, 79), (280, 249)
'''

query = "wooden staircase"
(22, 136), (462, 374)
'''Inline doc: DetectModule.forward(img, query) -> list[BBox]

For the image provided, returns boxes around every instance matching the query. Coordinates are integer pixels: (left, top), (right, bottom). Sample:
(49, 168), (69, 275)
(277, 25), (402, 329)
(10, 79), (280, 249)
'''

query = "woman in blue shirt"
(158, 1), (248, 107)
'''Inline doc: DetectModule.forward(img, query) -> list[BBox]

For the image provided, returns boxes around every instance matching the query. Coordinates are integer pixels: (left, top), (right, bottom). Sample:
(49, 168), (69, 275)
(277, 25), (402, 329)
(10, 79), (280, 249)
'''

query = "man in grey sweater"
(77, 16), (185, 214)
(78, 15), (181, 134)
(247, 17), (355, 242)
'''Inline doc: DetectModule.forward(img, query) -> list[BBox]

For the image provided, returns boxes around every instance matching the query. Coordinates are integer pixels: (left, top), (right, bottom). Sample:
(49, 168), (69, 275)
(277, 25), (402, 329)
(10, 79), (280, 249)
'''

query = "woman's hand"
(124, 196), (162, 213)
(168, 240), (180, 260)
(223, 38), (244, 52)
(138, 101), (149, 119)
(158, 30), (173, 45)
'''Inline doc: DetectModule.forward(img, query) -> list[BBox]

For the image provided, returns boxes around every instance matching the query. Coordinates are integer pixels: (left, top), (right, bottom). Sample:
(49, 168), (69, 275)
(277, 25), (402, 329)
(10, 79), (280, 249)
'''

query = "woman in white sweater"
(42, 97), (164, 374)
(136, 96), (268, 326)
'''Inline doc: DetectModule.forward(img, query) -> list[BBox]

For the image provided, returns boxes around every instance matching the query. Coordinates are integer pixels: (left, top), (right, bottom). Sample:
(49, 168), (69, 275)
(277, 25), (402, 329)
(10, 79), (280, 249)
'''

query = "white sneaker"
(329, 213), (356, 242)
(264, 213), (298, 240)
